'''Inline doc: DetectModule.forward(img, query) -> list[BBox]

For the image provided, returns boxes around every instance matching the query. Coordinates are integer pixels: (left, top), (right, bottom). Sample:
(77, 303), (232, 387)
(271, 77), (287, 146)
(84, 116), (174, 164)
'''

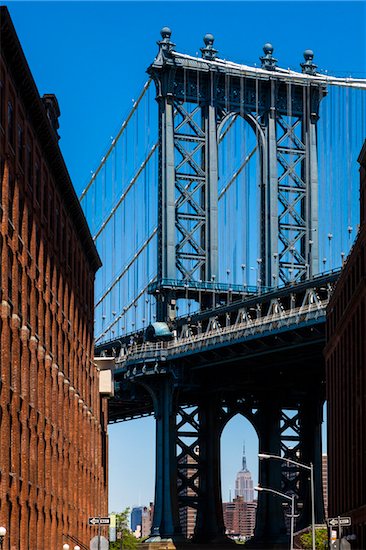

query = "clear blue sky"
(6, 1), (365, 515)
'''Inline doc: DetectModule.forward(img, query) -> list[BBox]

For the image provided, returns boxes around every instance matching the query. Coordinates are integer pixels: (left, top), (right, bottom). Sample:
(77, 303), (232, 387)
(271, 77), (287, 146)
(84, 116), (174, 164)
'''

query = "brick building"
(0, 7), (108, 549)
(325, 140), (366, 549)
(222, 497), (257, 540)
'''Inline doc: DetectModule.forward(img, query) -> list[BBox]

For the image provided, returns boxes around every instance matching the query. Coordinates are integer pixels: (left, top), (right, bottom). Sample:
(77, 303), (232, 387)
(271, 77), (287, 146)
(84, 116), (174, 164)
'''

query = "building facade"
(325, 140), (366, 549)
(223, 497), (257, 540)
(0, 7), (108, 549)
(131, 504), (153, 539)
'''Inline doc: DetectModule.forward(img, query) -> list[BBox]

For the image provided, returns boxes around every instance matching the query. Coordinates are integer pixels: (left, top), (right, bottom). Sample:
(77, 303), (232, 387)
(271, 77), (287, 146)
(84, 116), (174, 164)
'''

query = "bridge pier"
(145, 375), (182, 542)
(193, 397), (226, 544)
(253, 401), (288, 546)
(298, 394), (325, 528)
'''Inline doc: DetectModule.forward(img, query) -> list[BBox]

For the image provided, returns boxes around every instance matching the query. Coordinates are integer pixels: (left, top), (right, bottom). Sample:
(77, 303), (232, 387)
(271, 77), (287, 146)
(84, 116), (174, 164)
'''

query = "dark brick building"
(0, 7), (108, 549)
(325, 140), (366, 549)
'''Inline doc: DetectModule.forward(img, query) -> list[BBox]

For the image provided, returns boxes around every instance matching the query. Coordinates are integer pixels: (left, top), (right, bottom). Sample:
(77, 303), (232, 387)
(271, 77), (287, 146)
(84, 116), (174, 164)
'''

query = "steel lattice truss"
(176, 407), (200, 514)
(277, 115), (307, 283)
(174, 104), (207, 280)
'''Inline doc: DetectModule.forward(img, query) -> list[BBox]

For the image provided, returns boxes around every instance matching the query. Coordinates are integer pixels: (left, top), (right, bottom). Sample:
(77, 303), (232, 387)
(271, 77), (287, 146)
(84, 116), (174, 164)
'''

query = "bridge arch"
(220, 411), (259, 486)
(217, 111), (263, 287)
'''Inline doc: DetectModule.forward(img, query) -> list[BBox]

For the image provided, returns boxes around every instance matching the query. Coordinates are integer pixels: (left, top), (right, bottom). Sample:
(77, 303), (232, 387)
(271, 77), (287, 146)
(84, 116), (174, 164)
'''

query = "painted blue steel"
(113, 313), (326, 376)
(148, 278), (266, 294)
(83, 26), (365, 547)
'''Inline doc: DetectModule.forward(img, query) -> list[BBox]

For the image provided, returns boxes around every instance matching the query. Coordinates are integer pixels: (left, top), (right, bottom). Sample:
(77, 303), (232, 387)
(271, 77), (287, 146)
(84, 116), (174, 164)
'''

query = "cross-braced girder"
(173, 102), (212, 280)
(176, 406), (200, 537)
(276, 115), (308, 283)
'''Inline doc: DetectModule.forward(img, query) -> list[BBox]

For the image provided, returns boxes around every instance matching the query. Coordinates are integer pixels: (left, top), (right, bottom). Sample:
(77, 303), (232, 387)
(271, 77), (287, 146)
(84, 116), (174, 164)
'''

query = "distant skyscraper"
(131, 506), (144, 532)
(235, 444), (254, 502)
(131, 503), (154, 538)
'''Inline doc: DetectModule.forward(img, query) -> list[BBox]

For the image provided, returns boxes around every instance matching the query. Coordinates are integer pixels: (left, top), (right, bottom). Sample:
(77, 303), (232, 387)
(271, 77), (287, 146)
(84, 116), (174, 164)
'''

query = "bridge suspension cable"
(79, 78), (152, 202)
(81, 58), (366, 344)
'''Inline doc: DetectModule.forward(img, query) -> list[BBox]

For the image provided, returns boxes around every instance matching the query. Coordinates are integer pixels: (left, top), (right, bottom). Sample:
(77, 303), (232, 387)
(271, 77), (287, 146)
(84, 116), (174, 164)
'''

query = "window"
(8, 249), (13, 303)
(8, 173), (14, 222)
(36, 227), (41, 265)
(18, 194), (24, 236)
(0, 78), (4, 128)
(18, 263), (22, 317)
(35, 289), (39, 336)
(27, 212), (33, 250)
(35, 161), (41, 204)
(7, 100), (14, 147)
(0, 234), (2, 300)
(26, 140), (33, 189)
(43, 177), (49, 221)
(49, 190), (54, 229)
(27, 278), (31, 324)
(17, 124), (24, 167)
(54, 200), (59, 249)
(0, 156), (3, 220)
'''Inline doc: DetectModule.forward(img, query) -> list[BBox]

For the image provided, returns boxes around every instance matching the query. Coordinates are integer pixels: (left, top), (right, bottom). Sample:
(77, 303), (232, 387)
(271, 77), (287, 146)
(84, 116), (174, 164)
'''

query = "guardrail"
(117, 299), (328, 364)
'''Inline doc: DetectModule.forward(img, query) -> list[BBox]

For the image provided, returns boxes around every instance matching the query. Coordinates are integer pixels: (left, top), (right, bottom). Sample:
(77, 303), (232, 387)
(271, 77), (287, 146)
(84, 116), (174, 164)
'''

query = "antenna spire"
(242, 442), (247, 470)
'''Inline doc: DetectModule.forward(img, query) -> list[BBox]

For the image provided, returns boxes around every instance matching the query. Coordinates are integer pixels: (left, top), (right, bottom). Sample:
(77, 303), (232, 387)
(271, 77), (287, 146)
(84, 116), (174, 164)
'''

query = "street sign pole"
(98, 516), (101, 550)
(338, 516), (342, 550)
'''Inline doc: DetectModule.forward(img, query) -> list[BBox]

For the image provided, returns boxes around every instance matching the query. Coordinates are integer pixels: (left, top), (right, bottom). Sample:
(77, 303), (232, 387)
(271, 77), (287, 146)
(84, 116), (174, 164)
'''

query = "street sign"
(88, 517), (111, 525)
(327, 517), (352, 527)
(90, 535), (109, 550)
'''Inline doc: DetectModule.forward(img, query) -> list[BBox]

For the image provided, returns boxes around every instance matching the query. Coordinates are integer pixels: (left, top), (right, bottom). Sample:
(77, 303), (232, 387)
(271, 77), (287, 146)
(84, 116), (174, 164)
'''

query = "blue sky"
(6, 0), (365, 515)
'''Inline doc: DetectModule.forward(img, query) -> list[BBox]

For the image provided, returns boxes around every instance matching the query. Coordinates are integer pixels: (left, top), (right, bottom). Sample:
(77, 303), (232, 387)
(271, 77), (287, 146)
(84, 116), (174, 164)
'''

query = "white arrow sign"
(88, 517), (110, 525)
(327, 517), (351, 527)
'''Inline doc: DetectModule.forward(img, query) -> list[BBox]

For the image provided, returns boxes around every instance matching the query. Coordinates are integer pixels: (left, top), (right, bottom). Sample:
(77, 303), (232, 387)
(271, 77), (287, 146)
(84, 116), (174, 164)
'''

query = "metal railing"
(118, 299), (328, 364)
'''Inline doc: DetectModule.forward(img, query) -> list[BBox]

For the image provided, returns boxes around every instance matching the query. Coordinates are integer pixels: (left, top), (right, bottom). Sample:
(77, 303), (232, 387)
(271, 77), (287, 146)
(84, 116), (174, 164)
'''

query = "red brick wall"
(325, 141), (366, 549)
(0, 10), (108, 549)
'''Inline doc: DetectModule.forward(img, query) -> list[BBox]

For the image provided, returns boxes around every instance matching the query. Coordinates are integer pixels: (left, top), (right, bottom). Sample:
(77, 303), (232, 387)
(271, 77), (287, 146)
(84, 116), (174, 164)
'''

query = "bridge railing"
(118, 299), (328, 364)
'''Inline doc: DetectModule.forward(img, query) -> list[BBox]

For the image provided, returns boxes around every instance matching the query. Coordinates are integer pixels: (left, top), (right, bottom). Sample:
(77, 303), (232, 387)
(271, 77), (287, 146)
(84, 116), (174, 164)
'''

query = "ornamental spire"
(301, 49), (317, 75)
(157, 27), (175, 59)
(260, 43), (277, 71)
(242, 442), (247, 471)
(201, 33), (218, 60)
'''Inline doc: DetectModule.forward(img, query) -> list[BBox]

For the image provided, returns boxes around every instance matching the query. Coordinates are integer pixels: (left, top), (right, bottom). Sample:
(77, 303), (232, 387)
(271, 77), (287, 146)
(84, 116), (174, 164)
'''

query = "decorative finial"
(157, 27), (175, 58)
(260, 43), (277, 71)
(201, 33), (218, 60)
(301, 49), (317, 75)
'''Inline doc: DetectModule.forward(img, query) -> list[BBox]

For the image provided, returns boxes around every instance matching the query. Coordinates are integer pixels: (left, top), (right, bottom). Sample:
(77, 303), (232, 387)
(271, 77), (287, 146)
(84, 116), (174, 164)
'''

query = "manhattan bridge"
(80, 29), (366, 548)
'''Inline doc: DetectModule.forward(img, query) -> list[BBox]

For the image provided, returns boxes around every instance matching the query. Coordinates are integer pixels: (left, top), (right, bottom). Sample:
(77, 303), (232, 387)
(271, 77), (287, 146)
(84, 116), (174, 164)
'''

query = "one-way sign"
(327, 517), (352, 527)
(88, 517), (111, 525)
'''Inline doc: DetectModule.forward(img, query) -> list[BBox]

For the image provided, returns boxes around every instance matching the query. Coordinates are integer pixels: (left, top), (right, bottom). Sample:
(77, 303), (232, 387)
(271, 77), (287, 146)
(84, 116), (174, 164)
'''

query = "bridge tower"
(119, 30), (329, 549)
(149, 29), (325, 321)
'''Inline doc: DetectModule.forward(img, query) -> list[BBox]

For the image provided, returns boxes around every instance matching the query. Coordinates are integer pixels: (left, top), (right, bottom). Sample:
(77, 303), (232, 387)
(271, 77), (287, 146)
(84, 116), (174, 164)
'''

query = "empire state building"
(235, 444), (254, 502)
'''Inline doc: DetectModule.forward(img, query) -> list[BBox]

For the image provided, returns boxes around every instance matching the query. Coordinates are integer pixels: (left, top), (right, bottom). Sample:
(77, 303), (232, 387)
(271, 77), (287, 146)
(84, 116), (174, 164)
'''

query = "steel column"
(298, 394), (325, 529)
(149, 376), (181, 539)
(203, 89), (219, 282)
(262, 81), (279, 287)
(194, 397), (226, 543)
(304, 87), (320, 277)
(157, 94), (177, 321)
(255, 401), (288, 544)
